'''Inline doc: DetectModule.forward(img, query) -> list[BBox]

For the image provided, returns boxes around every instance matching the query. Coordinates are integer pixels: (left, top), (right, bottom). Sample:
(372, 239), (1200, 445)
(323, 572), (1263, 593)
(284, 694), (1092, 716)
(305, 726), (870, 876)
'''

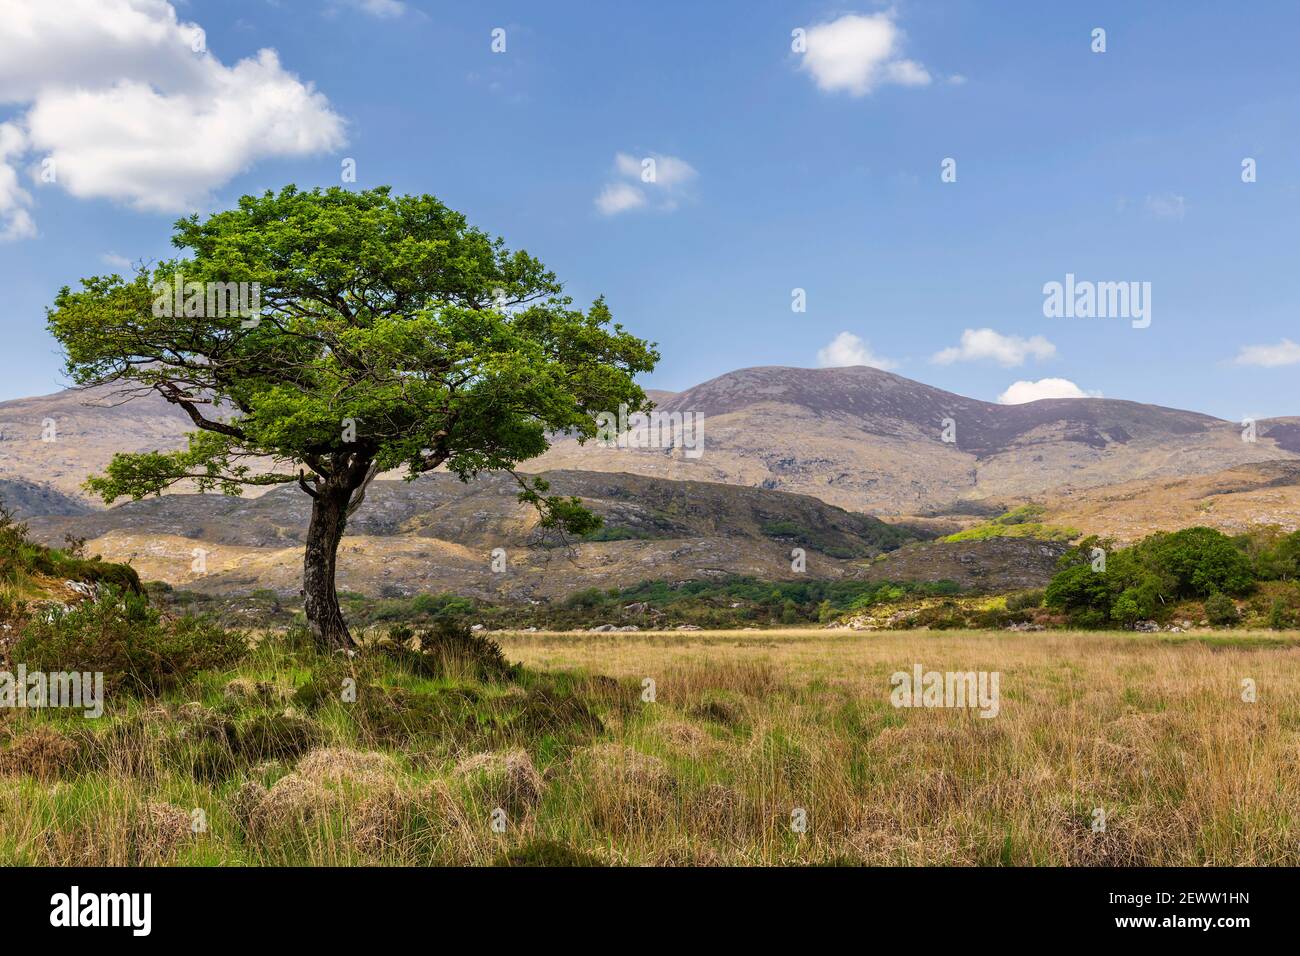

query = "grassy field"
(2, 627), (1298, 866)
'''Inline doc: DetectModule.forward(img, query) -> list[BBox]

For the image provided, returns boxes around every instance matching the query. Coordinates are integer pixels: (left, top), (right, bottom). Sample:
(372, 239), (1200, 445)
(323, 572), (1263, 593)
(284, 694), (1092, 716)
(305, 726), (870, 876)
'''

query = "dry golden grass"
(493, 628), (1300, 865)
(0, 627), (1296, 866)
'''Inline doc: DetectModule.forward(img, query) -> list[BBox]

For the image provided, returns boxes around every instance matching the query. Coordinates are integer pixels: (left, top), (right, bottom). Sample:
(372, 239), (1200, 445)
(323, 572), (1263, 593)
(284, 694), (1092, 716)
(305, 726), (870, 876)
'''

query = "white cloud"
(596, 151), (696, 215)
(932, 328), (1057, 367)
(614, 152), (697, 189)
(0, 121), (35, 240)
(798, 13), (932, 97)
(0, 0), (344, 224)
(817, 331), (898, 370)
(1232, 339), (1300, 368)
(595, 182), (646, 216)
(101, 251), (133, 269)
(0, 0), (208, 104)
(1144, 193), (1186, 220)
(344, 0), (407, 18)
(997, 378), (1101, 405)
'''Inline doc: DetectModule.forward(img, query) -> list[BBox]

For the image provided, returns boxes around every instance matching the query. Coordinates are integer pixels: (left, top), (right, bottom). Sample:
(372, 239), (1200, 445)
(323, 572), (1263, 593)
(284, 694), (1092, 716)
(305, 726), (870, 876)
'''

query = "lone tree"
(48, 186), (658, 650)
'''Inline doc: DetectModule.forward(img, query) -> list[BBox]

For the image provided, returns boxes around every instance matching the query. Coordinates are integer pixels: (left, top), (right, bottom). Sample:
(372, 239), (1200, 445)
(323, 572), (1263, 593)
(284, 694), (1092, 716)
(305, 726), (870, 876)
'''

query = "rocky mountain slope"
(533, 366), (1299, 515)
(3, 368), (1293, 521)
(1037, 459), (1300, 543)
(0, 383), (196, 506)
(0, 478), (90, 518)
(26, 470), (916, 599)
(4, 367), (1296, 600)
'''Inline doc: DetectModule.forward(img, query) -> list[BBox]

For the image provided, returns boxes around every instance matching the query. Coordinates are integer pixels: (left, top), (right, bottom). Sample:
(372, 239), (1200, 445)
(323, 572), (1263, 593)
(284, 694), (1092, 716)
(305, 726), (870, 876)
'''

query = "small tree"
(1203, 591), (1239, 626)
(1268, 597), (1289, 630)
(48, 186), (657, 650)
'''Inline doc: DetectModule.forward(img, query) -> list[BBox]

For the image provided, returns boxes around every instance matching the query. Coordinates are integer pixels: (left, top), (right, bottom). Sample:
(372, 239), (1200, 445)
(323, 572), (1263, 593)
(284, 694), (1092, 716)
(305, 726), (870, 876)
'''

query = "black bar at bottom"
(1, 866), (1275, 941)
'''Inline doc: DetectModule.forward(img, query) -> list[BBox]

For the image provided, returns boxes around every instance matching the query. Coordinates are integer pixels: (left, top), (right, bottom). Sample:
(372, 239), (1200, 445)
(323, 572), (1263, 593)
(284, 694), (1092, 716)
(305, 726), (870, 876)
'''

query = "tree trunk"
(303, 481), (354, 651)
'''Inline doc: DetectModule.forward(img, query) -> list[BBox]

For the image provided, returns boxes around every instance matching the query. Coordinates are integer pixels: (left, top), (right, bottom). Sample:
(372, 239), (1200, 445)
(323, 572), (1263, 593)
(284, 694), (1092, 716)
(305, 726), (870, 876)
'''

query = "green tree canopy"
(48, 185), (658, 648)
(1045, 527), (1261, 629)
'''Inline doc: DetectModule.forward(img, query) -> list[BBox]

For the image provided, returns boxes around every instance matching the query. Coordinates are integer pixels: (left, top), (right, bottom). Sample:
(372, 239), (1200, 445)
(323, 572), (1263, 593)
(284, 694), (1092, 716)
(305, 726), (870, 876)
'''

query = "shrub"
(0, 725), (80, 779)
(1045, 563), (1116, 619)
(382, 619), (517, 682)
(564, 587), (608, 610)
(235, 714), (324, 762)
(0, 498), (141, 594)
(1046, 527), (1259, 629)
(1268, 598), (1289, 630)
(1006, 589), (1045, 612)
(1249, 529), (1300, 582)
(0, 592), (28, 624)
(1148, 528), (1255, 597)
(409, 592), (474, 619)
(13, 589), (248, 695)
(1203, 591), (1240, 626)
(944, 505), (1079, 543)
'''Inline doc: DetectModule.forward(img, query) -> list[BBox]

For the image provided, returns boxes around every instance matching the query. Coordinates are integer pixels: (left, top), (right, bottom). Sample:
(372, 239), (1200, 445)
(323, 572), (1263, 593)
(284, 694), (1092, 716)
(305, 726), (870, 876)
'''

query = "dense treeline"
(1044, 526), (1300, 628)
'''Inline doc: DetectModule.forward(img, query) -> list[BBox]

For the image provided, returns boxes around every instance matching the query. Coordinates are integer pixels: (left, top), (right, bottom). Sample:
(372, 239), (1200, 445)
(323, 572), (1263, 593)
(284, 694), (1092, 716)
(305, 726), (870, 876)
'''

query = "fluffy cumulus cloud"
(817, 331), (898, 370)
(797, 13), (932, 96)
(932, 328), (1056, 367)
(997, 378), (1101, 405)
(595, 151), (697, 216)
(0, 0), (345, 228)
(1232, 339), (1300, 368)
(595, 182), (646, 216)
(0, 121), (34, 239)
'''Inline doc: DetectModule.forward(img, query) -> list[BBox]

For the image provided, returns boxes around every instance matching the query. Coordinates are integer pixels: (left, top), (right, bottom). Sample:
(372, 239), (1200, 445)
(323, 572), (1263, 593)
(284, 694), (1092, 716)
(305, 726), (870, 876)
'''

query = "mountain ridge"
(534, 365), (1297, 514)
(2, 365), (1295, 518)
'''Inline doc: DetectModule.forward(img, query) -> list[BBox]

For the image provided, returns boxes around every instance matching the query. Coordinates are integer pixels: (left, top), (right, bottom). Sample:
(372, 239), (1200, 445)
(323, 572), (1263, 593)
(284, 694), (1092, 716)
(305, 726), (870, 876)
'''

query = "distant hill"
(26, 470), (917, 599)
(1038, 459), (1300, 543)
(3, 368), (1293, 521)
(0, 478), (91, 518)
(0, 383), (196, 504)
(532, 365), (1298, 515)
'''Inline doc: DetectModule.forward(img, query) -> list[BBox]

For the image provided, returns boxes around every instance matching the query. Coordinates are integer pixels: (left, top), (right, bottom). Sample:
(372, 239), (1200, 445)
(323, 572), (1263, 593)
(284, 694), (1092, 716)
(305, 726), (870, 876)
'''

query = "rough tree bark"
(302, 475), (359, 651)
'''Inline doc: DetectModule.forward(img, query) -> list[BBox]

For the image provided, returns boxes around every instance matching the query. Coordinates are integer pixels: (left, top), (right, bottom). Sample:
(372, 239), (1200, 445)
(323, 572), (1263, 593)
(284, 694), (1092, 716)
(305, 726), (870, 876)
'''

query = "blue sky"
(1, 0), (1297, 419)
